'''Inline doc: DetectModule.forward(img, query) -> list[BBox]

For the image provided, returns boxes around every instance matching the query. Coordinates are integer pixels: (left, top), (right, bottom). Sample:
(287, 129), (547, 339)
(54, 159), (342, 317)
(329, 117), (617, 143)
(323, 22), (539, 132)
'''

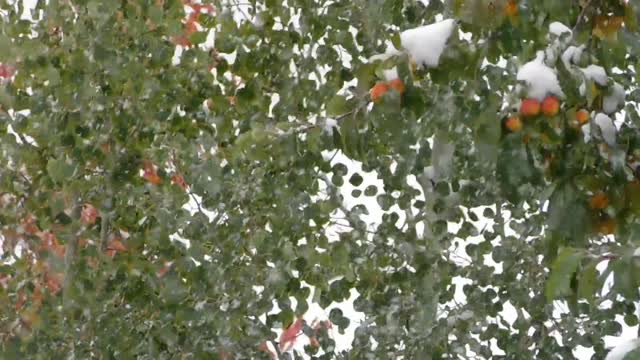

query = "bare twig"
(571, 0), (593, 35)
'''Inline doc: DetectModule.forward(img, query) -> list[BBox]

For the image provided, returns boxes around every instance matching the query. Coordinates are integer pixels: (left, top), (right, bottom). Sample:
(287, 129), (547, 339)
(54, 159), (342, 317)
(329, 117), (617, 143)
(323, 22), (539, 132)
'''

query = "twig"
(62, 194), (82, 308)
(99, 210), (111, 251)
(189, 191), (205, 214)
(571, 0), (593, 35)
(289, 109), (357, 135)
(270, 340), (284, 359)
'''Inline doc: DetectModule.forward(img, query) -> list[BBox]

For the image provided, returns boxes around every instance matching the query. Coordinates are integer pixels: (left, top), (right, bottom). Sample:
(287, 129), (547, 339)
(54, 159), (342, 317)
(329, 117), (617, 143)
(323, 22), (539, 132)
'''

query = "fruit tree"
(0, 0), (640, 359)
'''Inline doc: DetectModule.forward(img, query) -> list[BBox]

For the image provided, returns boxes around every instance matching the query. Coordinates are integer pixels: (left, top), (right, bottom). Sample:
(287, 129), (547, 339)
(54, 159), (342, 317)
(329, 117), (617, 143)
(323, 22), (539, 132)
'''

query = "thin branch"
(62, 194), (82, 308)
(287, 109), (357, 135)
(270, 340), (284, 360)
(189, 190), (205, 214)
(99, 210), (111, 252)
(571, 0), (593, 35)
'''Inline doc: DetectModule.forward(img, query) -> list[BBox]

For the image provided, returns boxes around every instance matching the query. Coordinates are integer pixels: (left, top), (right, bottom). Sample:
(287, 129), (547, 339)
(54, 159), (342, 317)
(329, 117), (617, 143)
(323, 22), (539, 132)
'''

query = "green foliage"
(0, 0), (639, 359)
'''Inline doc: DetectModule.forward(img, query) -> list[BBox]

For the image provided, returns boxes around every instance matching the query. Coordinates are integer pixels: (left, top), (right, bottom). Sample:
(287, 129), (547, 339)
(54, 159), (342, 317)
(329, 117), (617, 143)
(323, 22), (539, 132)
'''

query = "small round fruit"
(370, 82), (389, 103)
(597, 218), (616, 235)
(589, 192), (609, 209)
(388, 79), (405, 94)
(505, 116), (522, 132)
(541, 96), (560, 117)
(520, 98), (541, 117)
(576, 109), (590, 124)
(504, 0), (518, 17)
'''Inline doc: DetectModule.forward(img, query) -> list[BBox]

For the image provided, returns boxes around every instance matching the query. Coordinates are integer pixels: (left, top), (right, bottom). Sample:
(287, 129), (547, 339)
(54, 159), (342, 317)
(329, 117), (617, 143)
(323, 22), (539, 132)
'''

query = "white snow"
(369, 19), (456, 79)
(561, 45), (584, 68)
(581, 123), (591, 143)
(516, 51), (565, 101)
(594, 113), (617, 146)
(400, 19), (456, 67)
(581, 65), (608, 86)
(549, 22), (572, 37)
(369, 51), (401, 81)
(422, 134), (455, 188)
(432, 134), (455, 179)
(605, 338), (640, 360)
(323, 118), (338, 134)
(603, 82), (625, 114)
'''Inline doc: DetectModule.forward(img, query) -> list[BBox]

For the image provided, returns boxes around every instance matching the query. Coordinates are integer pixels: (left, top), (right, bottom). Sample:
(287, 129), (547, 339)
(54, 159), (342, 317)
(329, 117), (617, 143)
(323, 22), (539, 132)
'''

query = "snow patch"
(581, 65), (608, 86)
(594, 113), (617, 146)
(400, 19), (456, 67)
(605, 338), (640, 360)
(323, 118), (338, 134)
(561, 45), (583, 68)
(549, 22), (572, 36)
(516, 51), (565, 101)
(369, 19), (456, 79)
(581, 123), (591, 144)
(603, 82), (625, 114)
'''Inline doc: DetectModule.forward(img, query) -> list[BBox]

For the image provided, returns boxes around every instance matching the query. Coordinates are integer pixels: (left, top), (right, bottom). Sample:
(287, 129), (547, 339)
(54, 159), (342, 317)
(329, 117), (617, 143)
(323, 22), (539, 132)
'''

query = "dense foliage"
(0, 0), (639, 358)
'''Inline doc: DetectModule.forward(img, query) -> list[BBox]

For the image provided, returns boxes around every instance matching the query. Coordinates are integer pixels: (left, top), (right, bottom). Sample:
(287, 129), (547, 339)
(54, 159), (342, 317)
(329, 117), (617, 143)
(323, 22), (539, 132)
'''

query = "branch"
(62, 194), (82, 308)
(99, 172), (114, 252)
(269, 340), (284, 360)
(286, 109), (356, 135)
(99, 209), (111, 251)
(571, 0), (593, 35)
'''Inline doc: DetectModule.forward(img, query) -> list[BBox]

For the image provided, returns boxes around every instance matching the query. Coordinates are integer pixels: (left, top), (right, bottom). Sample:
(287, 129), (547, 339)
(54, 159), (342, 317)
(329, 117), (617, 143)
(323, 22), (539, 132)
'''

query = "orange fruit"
(388, 79), (405, 94)
(541, 96), (560, 117)
(370, 82), (389, 103)
(576, 109), (589, 124)
(597, 218), (616, 235)
(589, 192), (609, 209)
(505, 116), (522, 132)
(520, 98), (541, 117)
(504, 0), (518, 17)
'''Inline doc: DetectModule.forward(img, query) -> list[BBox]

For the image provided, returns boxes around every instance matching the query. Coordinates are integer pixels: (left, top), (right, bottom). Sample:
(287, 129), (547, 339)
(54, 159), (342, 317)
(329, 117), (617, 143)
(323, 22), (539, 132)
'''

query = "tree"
(0, 0), (639, 358)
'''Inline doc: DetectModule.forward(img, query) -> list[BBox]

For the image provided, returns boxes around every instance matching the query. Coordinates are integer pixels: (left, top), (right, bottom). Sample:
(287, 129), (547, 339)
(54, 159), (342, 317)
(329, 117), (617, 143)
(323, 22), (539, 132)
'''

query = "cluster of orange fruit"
(369, 79), (406, 103)
(589, 191), (617, 235)
(504, 96), (590, 132)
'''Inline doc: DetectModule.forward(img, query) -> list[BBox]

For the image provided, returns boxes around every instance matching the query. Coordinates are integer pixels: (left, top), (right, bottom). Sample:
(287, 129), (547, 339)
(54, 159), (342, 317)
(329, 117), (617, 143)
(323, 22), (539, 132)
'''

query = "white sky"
(6, 0), (639, 358)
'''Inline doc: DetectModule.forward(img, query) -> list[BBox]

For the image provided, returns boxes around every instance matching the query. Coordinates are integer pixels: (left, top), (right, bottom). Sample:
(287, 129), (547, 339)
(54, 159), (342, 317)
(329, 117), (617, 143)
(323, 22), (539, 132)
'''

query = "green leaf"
(577, 261), (599, 304)
(623, 348), (640, 360)
(326, 95), (350, 117)
(188, 31), (207, 45)
(546, 183), (590, 245)
(545, 247), (582, 302)
(46, 158), (76, 183)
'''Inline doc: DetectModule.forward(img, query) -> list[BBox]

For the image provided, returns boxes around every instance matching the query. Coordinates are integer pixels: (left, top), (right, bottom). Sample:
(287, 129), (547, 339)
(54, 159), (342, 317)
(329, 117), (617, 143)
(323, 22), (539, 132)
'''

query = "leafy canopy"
(0, 0), (639, 359)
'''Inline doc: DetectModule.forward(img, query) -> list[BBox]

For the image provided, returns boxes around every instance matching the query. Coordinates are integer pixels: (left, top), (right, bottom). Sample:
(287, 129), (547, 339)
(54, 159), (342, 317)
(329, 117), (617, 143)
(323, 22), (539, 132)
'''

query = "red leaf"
(280, 318), (304, 351)
(15, 290), (26, 310)
(81, 204), (99, 225)
(0, 63), (16, 79)
(309, 336), (320, 348)
(258, 342), (276, 359)
(45, 272), (63, 295)
(185, 20), (199, 34)
(38, 231), (65, 257)
(106, 238), (127, 257)
(171, 174), (188, 190)
(156, 261), (173, 278)
(21, 215), (40, 235)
